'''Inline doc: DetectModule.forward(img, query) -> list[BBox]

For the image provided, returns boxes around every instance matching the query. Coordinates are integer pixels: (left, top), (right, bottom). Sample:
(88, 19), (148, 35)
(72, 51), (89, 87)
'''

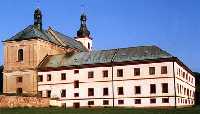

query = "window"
(74, 93), (79, 97)
(149, 67), (155, 75)
(135, 99), (141, 104)
(161, 66), (168, 74)
(103, 100), (109, 105)
(16, 77), (23, 83)
(74, 70), (79, 74)
(16, 88), (23, 95)
(88, 71), (94, 78)
(162, 83), (168, 93)
(177, 83), (179, 94)
(38, 75), (43, 82)
(88, 42), (91, 49)
(186, 74), (188, 80)
(103, 88), (109, 96)
(150, 84), (156, 94)
(183, 72), (185, 78)
(117, 69), (123, 77)
(187, 89), (189, 96)
(88, 88), (94, 96)
(134, 68), (140, 76)
(18, 49), (23, 61)
(184, 87), (186, 95)
(38, 91), (42, 97)
(150, 98), (156, 104)
(74, 80), (79, 88)
(118, 100), (124, 104)
(88, 101), (94, 105)
(135, 86), (141, 94)
(162, 98), (169, 103)
(47, 74), (51, 81)
(47, 90), (51, 98)
(61, 89), (66, 97)
(103, 70), (108, 78)
(61, 73), (66, 80)
(118, 87), (124, 95)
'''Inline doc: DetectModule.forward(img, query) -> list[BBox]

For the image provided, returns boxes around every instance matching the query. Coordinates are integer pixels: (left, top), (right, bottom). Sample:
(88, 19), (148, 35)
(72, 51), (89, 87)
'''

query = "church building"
(2, 8), (195, 108)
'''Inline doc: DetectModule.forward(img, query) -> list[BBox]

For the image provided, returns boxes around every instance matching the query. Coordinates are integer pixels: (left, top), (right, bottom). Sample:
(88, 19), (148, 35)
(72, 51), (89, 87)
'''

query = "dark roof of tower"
(38, 45), (174, 68)
(77, 14), (90, 38)
(3, 25), (88, 52)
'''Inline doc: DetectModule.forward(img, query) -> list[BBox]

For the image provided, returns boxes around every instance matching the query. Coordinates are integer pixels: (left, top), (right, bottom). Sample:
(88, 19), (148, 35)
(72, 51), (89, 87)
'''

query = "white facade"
(38, 61), (195, 108)
(75, 37), (92, 51)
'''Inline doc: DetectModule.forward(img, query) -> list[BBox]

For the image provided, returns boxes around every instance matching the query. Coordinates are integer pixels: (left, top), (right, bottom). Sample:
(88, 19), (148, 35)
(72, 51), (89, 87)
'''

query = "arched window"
(18, 49), (23, 61)
(88, 43), (90, 49)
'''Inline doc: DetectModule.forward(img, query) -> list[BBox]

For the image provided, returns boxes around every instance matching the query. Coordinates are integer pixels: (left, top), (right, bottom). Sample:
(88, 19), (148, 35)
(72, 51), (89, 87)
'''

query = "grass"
(0, 106), (200, 114)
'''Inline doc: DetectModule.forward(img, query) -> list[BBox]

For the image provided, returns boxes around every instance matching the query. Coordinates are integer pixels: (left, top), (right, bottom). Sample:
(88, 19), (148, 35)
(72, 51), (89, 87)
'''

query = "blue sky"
(0, 0), (200, 72)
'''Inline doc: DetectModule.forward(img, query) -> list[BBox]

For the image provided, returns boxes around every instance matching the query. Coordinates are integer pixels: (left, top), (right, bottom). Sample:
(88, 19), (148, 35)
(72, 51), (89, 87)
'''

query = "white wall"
(38, 61), (195, 108)
(174, 62), (195, 106)
(75, 37), (92, 51)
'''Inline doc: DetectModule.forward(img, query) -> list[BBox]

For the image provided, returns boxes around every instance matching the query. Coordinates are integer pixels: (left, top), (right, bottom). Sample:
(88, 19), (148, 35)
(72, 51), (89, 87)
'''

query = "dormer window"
(18, 49), (23, 61)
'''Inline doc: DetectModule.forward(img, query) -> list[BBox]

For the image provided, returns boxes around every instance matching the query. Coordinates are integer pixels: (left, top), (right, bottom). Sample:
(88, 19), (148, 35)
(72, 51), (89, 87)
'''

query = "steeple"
(77, 14), (90, 38)
(34, 8), (42, 30)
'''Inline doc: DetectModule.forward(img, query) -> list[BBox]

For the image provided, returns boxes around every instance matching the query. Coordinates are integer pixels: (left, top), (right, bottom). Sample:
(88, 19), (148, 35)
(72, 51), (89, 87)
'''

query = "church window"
(134, 68), (140, 76)
(61, 73), (66, 80)
(47, 74), (51, 81)
(47, 90), (51, 98)
(16, 77), (23, 83)
(118, 87), (124, 95)
(117, 69), (123, 77)
(88, 71), (94, 78)
(18, 49), (23, 61)
(88, 42), (90, 49)
(162, 83), (168, 93)
(149, 67), (155, 75)
(135, 86), (141, 94)
(61, 89), (66, 97)
(161, 66), (168, 74)
(88, 88), (94, 96)
(38, 75), (43, 82)
(74, 80), (79, 88)
(150, 84), (156, 94)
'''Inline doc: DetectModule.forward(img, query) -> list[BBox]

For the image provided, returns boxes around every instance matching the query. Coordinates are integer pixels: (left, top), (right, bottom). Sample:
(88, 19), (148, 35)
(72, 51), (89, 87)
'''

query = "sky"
(0, 0), (200, 72)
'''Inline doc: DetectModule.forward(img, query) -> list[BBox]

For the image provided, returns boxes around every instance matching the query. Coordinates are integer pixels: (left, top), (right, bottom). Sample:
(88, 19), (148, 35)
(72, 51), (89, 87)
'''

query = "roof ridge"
(47, 26), (66, 46)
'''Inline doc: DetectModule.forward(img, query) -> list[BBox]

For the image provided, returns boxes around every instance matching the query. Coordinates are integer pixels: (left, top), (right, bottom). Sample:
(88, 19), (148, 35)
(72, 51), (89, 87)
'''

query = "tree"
(193, 72), (200, 105)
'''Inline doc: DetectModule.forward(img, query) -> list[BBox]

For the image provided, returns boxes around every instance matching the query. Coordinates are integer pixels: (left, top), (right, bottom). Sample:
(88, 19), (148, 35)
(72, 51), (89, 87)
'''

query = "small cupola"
(77, 14), (90, 38)
(75, 14), (93, 51)
(34, 8), (42, 30)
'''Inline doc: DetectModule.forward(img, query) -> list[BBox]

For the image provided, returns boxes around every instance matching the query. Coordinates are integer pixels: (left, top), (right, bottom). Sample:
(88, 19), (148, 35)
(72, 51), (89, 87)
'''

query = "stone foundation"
(0, 95), (49, 108)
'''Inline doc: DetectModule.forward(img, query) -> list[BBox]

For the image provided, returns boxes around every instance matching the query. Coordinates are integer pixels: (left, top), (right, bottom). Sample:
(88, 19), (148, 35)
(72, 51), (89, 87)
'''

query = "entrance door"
(16, 88), (23, 95)
(73, 102), (80, 108)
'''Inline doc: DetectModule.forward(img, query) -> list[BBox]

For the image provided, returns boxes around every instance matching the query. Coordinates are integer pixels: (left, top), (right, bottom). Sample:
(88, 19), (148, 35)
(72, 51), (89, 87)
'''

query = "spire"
(77, 14), (90, 38)
(34, 8), (42, 30)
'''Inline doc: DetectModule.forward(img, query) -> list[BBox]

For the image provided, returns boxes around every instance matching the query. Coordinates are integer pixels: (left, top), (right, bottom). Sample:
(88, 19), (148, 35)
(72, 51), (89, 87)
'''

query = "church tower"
(2, 8), (66, 95)
(75, 14), (93, 51)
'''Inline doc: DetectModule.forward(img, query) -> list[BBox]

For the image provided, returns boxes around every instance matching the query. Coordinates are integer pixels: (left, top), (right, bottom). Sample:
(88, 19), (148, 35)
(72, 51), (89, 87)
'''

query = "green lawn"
(0, 106), (200, 114)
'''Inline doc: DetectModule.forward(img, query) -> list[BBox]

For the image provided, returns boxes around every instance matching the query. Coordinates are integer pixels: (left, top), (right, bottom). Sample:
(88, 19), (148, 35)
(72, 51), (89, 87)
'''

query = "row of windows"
(66, 98), (172, 107)
(38, 66), (168, 82)
(40, 83), (169, 98)
(87, 98), (170, 106)
(177, 68), (194, 84)
(177, 98), (194, 104)
(177, 83), (194, 97)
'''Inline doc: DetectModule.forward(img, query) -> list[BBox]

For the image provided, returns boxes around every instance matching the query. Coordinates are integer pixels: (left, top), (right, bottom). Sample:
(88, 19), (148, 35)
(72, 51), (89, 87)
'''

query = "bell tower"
(34, 8), (42, 30)
(75, 14), (93, 51)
